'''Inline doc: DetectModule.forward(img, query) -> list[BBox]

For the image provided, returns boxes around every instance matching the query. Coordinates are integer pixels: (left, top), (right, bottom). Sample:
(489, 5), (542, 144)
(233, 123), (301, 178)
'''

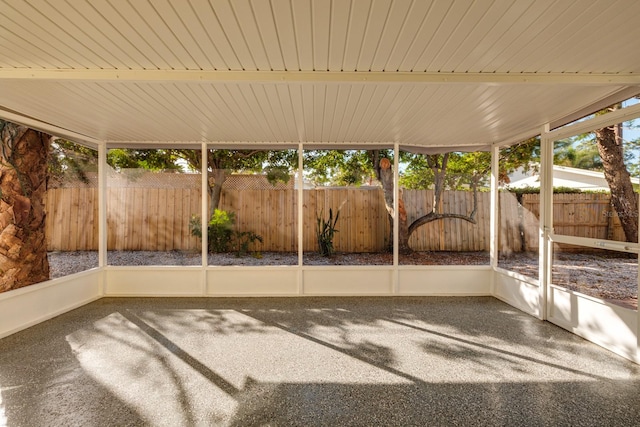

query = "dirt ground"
(47, 250), (637, 310)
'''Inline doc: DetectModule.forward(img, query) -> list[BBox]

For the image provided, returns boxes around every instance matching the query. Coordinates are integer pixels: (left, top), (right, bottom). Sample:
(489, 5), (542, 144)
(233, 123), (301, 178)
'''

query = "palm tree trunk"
(595, 122), (638, 243)
(0, 122), (51, 292)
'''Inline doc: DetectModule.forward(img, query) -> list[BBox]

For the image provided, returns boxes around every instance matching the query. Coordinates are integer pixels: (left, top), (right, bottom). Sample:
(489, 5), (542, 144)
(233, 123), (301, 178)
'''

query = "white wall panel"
(398, 268), (491, 295)
(207, 268), (298, 295)
(0, 270), (101, 339)
(493, 271), (541, 317)
(303, 269), (392, 295)
(105, 268), (202, 296)
(548, 286), (638, 364)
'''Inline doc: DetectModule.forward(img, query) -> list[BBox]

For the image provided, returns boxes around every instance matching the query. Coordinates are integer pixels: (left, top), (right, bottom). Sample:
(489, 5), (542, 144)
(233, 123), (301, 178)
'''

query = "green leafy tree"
(304, 150), (374, 186)
(554, 137), (602, 170)
(48, 139), (98, 187)
(107, 148), (184, 172)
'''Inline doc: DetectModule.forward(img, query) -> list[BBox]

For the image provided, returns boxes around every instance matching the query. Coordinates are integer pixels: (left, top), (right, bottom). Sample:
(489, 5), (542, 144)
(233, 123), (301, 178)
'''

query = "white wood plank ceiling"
(0, 0), (639, 149)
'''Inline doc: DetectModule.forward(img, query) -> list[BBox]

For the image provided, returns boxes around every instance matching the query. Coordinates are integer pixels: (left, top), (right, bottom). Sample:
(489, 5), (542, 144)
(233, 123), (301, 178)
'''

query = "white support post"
(489, 144), (499, 293)
(98, 142), (107, 295)
(637, 193), (639, 363)
(539, 124), (553, 320)
(298, 143), (304, 294)
(201, 143), (208, 295)
(393, 143), (400, 293)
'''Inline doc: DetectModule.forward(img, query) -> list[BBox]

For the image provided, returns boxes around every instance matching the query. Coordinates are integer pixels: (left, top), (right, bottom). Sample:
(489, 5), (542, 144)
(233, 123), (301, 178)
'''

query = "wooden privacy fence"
(46, 188), (100, 252)
(220, 188), (390, 252)
(45, 185), (636, 253)
(498, 192), (634, 253)
(45, 187), (202, 251)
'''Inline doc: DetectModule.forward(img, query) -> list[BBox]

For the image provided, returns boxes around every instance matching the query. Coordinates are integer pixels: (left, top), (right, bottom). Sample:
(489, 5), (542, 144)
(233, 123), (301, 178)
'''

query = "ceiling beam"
(548, 101), (640, 141)
(1, 69), (640, 86)
(549, 86), (640, 129)
(0, 107), (103, 147)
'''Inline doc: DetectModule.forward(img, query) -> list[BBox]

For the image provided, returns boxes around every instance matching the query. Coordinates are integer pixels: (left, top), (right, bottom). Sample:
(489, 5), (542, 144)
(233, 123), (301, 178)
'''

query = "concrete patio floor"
(1, 296), (639, 426)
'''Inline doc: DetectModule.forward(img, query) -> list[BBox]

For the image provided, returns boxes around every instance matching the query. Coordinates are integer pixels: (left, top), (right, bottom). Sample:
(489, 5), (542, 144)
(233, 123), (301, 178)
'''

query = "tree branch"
(408, 211), (477, 236)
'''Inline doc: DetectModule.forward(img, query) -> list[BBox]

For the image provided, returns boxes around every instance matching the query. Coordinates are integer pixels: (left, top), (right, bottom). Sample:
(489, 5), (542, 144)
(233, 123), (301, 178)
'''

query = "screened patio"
(1, 0), (640, 423)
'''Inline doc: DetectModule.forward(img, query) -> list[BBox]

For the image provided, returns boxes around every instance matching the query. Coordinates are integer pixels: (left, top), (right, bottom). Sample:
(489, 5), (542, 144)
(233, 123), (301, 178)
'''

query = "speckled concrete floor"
(1, 297), (639, 426)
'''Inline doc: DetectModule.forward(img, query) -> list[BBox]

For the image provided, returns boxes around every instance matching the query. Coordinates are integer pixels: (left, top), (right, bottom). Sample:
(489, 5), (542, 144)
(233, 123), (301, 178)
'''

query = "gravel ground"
(499, 251), (638, 309)
(47, 250), (637, 309)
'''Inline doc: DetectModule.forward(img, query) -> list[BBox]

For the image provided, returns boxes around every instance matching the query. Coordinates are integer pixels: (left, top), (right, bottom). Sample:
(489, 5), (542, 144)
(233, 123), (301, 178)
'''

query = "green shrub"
(316, 208), (339, 256)
(231, 231), (263, 256)
(504, 185), (585, 195)
(190, 210), (262, 255)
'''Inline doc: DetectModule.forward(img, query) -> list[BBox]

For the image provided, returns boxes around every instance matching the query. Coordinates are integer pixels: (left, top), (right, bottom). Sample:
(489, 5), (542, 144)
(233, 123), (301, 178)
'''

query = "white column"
(393, 143), (400, 293)
(201, 143), (208, 295)
(539, 124), (553, 320)
(98, 142), (107, 295)
(489, 144), (499, 294)
(298, 143), (304, 294)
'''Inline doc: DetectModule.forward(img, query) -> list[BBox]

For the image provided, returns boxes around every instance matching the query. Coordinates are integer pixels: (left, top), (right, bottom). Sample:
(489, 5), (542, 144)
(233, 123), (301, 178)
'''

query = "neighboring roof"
(1, 0), (639, 150)
(507, 164), (640, 191)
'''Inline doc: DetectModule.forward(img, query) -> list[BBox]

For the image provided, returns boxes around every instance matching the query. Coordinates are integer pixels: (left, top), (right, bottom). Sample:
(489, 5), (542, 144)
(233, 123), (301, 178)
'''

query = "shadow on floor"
(1, 296), (639, 426)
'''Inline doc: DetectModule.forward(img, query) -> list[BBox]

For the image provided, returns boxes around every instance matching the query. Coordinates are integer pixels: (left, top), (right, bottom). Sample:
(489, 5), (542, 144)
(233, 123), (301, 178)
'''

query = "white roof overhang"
(1, 0), (639, 152)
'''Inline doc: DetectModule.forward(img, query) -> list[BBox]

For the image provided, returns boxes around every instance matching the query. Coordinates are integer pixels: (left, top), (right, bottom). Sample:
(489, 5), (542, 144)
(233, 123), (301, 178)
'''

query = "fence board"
(139, 187), (150, 250)
(76, 189), (87, 251)
(147, 188), (159, 251)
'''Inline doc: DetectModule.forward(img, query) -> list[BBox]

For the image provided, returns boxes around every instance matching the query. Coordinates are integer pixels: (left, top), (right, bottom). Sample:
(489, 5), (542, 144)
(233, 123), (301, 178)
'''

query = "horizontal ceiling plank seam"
(1, 69), (639, 85)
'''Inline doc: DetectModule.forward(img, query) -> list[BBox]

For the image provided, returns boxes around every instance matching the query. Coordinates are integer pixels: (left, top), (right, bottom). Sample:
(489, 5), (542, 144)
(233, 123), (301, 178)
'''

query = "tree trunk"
(378, 157), (411, 253)
(595, 119), (638, 243)
(207, 168), (228, 218)
(407, 153), (477, 236)
(0, 123), (51, 292)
